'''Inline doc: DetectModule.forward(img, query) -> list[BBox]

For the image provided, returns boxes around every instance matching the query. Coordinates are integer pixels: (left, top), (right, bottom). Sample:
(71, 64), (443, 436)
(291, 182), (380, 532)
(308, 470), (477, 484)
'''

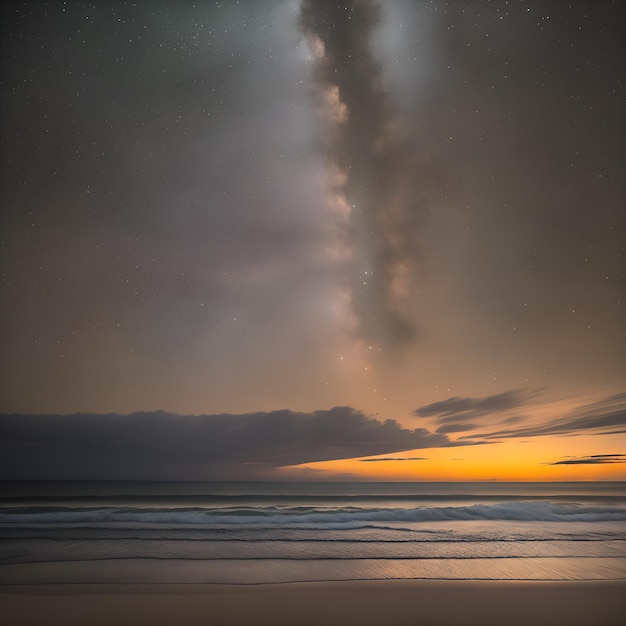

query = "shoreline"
(1, 579), (625, 625)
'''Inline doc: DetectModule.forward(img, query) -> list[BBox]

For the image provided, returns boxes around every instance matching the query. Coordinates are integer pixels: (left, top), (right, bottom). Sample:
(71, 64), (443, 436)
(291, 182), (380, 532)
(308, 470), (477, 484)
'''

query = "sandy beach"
(1, 580), (624, 626)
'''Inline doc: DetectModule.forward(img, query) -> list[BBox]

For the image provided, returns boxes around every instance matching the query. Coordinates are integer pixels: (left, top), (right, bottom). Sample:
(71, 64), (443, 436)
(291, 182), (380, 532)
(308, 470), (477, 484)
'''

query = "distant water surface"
(1, 482), (625, 585)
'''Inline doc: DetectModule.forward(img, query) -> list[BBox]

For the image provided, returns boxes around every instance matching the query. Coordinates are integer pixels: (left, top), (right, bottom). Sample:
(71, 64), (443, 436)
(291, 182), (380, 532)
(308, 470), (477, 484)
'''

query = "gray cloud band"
(1, 407), (467, 480)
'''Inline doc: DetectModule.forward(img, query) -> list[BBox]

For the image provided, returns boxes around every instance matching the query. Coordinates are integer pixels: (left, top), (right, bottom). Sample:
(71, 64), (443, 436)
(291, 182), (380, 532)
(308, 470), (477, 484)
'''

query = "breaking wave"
(2, 501), (626, 528)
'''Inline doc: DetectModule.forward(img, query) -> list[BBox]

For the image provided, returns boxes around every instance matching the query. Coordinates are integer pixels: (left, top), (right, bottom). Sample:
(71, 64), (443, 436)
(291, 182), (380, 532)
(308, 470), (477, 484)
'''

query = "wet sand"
(1, 580), (625, 625)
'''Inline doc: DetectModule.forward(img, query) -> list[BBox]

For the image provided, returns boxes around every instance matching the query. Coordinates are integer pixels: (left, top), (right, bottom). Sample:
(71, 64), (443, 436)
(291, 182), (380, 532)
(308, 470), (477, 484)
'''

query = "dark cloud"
(0, 407), (456, 480)
(415, 389), (536, 422)
(547, 454), (626, 466)
(358, 457), (427, 462)
(462, 392), (626, 441)
(299, 0), (429, 349)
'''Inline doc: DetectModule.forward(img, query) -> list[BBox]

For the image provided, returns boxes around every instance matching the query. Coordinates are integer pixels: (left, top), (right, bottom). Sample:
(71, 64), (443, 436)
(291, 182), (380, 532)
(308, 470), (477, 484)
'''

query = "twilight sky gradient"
(1, 0), (624, 481)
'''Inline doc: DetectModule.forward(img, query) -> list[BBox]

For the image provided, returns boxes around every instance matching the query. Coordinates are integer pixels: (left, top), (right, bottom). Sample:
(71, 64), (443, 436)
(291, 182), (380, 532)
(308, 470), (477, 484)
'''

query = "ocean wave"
(1, 501), (626, 528)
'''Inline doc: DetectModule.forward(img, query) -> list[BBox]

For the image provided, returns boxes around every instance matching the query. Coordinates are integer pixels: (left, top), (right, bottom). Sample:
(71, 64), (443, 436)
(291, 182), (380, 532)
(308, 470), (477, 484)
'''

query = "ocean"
(1, 482), (625, 586)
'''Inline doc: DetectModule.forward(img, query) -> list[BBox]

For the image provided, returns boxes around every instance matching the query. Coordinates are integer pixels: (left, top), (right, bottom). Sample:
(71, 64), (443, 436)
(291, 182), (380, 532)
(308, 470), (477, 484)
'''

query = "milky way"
(300, 0), (427, 349)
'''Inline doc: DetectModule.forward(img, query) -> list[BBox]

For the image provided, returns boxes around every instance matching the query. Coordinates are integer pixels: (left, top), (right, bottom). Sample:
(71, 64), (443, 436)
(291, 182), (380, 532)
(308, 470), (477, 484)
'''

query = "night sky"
(1, 1), (624, 481)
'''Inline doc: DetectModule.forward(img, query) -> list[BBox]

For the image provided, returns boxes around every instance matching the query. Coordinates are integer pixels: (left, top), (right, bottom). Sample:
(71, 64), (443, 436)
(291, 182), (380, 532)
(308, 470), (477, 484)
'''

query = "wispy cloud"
(435, 423), (480, 434)
(415, 389), (537, 421)
(358, 457), (427, 462)
(547, 453), (626, 466)
(415, 389), (538, 435)
(462, 392), (626, 441)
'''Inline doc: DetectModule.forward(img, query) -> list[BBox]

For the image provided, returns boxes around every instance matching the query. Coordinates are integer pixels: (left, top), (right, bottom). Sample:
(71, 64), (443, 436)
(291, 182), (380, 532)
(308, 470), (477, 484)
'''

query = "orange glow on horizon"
(282, 434), (626, 482)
